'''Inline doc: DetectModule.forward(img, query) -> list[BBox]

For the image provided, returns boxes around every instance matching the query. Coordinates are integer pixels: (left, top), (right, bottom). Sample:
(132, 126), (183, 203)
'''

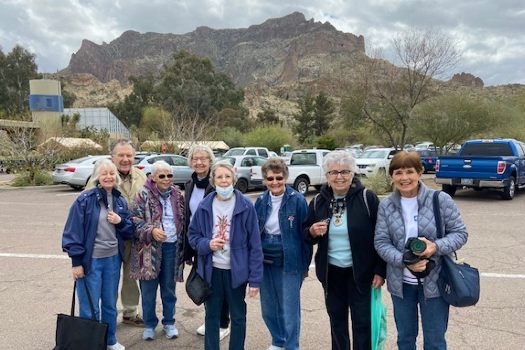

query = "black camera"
(403, 237), (435, 279)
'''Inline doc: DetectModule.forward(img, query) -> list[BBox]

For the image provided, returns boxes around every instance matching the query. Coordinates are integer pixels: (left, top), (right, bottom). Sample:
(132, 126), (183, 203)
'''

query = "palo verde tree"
(344, 28), (461, 148)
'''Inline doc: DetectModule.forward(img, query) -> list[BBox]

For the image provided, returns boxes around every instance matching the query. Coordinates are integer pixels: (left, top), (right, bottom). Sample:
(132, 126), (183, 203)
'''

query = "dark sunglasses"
(158, 174), (173, 179)
(266, 176), (284, 181)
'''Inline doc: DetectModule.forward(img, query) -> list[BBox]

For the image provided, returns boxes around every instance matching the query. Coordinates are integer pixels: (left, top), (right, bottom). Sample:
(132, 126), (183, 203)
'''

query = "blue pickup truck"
(435, 139), (525, 200)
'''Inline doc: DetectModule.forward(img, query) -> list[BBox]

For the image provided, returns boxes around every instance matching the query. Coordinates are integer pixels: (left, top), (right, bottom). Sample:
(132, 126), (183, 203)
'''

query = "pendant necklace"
(331, 198), (346, 227)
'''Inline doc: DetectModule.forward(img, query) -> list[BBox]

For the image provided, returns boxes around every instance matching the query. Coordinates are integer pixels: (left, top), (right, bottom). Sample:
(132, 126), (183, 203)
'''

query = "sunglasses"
(158, 174), (174, 179)
(266, 176), (284, 181)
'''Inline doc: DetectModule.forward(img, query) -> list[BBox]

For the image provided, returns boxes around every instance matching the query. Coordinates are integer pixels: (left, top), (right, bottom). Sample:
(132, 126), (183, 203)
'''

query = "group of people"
(62, 140), (468, 350)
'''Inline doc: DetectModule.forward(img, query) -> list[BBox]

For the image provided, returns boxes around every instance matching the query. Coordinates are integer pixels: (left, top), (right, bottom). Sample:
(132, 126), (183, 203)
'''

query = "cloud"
(0, 0), (523, 85)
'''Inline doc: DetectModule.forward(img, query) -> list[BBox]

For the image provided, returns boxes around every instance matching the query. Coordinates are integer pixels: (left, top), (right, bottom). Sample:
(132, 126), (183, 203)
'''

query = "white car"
(221, 155), (267, 193)
(52, 155), (110, 190)
(133, 153), (193, 187)
(356, 148), (399, 177)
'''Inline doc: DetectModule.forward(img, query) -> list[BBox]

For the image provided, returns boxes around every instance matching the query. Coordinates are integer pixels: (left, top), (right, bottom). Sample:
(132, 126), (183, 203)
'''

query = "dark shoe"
(122, 314), (144, 327)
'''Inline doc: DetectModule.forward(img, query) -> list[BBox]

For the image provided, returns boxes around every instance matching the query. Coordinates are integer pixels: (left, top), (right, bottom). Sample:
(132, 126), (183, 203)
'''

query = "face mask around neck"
(215, 185), (234, 199)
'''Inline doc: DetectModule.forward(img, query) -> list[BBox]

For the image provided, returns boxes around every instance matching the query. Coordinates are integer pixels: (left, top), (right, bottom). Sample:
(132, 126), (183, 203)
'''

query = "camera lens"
(409, 238), (426, 254)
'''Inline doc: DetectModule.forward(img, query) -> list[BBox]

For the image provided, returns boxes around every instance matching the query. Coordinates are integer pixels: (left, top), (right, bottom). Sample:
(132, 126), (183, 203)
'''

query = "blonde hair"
(90, 158), (121, 187)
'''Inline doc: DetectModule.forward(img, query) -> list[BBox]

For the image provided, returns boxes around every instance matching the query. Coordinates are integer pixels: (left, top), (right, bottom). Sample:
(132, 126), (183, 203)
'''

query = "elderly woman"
(129, 161), (185, 341)
(62, 158), (134, 350)
(304, 150), (386, 350)
(183, 145), (230, 340)
(188, 161), (263, 350)
(374, 151), (468, 350)
(255, 158), (310, 350)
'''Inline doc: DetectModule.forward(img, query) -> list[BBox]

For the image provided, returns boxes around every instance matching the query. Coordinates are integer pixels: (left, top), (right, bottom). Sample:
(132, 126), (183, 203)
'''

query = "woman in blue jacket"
(188, 161), (263, 350)
(254, 158), (310, 350)
(62, 159), (134, 350)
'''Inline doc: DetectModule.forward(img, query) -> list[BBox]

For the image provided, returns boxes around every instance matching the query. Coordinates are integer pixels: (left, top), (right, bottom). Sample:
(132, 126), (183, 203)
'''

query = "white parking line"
(0, 253), (68, 260)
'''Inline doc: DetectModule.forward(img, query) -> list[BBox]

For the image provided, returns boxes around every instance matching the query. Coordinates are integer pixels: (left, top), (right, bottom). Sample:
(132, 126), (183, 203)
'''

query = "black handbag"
(433, 191), (480, 307)
(185, 259), (212, 306)
(54, 279), (108, 350)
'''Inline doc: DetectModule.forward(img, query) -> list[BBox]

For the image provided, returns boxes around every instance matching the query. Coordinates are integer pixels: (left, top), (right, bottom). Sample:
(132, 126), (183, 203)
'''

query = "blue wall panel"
(29, 95), (64, 112)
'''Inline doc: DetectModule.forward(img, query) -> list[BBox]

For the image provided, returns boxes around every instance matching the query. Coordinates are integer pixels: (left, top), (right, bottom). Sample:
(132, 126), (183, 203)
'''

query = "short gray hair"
(90, 158), (121, 187)
(210, 160), (237, 187)
(322, 150), (356, 173)
(151, 160), (172, 175)
(110, 139), (135, 155)
(187, 144), (216, 166)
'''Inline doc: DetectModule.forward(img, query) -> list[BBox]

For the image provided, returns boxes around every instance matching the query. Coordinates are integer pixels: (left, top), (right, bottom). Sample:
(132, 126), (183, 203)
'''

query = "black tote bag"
(54, 279), (108, 350)
(433, 191), (480, 307)
(185, 259), (212, 306)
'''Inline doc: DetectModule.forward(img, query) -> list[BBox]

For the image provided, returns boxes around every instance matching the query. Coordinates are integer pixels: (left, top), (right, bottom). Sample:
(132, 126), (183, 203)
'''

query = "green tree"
(293, 93), (316, 144)
(312, 92), (333, 135)
(256, 108), (279, 125)
(216, 127), (245, 148)
(315, 135), (337, 150)
(243, 125), (295, 152)
(109, 74), (155, 127)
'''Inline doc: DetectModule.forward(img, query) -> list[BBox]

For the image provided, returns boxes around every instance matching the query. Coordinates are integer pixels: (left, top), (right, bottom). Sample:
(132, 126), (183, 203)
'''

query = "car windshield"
(360, 150), (389, 159)
(133, 155), (147, 164)
(224, 149), (245, 156)
(222, 157), (236, 166)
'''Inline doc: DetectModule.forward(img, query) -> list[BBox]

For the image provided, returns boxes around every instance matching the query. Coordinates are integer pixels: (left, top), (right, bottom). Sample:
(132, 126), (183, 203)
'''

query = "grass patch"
(11, 170), (53, 187)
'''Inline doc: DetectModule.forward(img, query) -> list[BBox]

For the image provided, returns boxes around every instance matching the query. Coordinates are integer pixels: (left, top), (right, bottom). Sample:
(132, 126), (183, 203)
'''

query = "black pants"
(220, 300), (230, 328)
(324, 265), (371, 350)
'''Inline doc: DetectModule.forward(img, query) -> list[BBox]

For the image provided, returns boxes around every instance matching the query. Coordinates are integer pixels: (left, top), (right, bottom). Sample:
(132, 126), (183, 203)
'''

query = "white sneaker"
(267, 346), (284, 350)
(219, 327), (230, 341)
(196, 323), (206, 336)
(107, 342), (125, 350)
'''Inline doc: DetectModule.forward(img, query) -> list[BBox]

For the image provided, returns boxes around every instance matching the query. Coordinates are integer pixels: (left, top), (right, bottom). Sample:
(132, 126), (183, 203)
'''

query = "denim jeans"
(140, 242), (177, 329)
(261, 234), (303, 350)
(77, 254), (121, 346)
(325, 264), (371, 350)
(391, 283), (450, 350)
(205, 267), (247, 350)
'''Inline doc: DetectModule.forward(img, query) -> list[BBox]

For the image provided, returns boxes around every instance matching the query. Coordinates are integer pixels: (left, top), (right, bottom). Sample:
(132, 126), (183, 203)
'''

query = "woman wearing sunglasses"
(254, 157), (310, 350)
(304, 150), (386, 350)
(129, 160), (185, 341)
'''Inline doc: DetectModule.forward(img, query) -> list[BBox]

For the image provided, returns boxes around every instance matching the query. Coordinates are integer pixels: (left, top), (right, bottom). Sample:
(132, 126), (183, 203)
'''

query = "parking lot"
(1, 178), (524, 349)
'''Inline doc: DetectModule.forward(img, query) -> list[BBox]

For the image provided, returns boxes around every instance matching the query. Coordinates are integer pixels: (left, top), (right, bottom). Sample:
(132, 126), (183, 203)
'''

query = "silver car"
(134, 153), (193, 187)
(221, 155), (267, 193)
(52, 155), (110, 190)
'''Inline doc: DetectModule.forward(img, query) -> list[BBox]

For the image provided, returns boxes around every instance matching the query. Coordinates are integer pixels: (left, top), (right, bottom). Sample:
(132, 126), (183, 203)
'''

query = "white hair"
(151, 160), (172, 175)
(322, 150), (357, 173)
(210, 160), (237, 187)
(90, 158), (121, 187)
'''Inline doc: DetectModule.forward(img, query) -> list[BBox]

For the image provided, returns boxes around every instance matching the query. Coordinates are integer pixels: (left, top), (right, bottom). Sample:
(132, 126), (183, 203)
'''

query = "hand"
(371, 274), (385, 288)
(107, 211), (121, 225)
(247, 287), (259, 298)
(407, 259), (429, 273)
(415, 237), (437, 258)
(209, 238), (225, 251)
(309, 220), (329, 237)
(72, 266), (84, 280)
(152, 228), (167, 242)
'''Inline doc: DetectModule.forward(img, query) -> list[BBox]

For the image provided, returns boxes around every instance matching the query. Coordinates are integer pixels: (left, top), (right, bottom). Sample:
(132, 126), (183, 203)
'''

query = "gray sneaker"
(164, 324), (179, 339)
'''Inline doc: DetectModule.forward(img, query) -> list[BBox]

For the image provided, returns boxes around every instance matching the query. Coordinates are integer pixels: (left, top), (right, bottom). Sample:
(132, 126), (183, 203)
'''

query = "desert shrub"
(11, 170), (53, 187)
(361, 172), (393, 195)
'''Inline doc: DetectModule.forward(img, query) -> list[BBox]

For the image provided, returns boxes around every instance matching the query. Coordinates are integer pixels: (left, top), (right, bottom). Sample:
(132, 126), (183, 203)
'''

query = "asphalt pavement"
(0, 177), (524, 349)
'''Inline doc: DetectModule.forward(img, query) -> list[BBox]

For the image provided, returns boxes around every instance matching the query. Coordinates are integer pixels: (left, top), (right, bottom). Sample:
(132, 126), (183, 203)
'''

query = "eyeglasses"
(157, 174), (173, 179)
(326, 170), (352, 177)
(191, 157), (209, 162)
(266, 176), (284, 182)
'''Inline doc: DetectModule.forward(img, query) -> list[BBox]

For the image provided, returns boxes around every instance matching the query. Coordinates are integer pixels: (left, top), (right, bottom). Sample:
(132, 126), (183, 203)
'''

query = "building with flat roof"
(63, 107), (130, 139)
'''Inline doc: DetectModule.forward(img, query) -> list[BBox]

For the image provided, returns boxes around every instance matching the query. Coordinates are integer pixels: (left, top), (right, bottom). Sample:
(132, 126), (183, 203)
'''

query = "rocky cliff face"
(66, 12), (365, 88)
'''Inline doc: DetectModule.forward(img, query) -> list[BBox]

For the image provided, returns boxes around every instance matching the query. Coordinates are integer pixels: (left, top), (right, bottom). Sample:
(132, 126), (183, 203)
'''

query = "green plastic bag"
(371, 287), (387, 350)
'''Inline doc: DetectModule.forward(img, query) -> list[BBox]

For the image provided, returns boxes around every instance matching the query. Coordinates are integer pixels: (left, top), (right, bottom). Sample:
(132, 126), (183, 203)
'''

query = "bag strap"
(432, 191), (443, 239)
(363, 188), (370, 217)
(71, 279), (98, 321)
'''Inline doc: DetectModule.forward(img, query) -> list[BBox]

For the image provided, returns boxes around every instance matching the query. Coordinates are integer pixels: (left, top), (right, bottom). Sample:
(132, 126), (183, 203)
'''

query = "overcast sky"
(1, 0), (524, 86)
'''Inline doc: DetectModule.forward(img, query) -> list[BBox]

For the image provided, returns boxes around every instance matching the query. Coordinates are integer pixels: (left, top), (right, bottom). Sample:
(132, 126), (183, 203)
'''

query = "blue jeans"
(205, 267), (247, 350)
(261, 235), (303, 350)
(140, 242), (177, 329)
(77, 254), (121, 346)
(391, 283), (450, 350)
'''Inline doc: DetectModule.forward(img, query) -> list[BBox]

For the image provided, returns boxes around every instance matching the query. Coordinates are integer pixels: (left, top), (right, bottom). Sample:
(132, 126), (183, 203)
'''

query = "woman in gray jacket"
(374, 151), (468, 350)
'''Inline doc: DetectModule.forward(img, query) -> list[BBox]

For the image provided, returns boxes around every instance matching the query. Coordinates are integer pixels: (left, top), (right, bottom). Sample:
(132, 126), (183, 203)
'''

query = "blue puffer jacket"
(255, 185), (311, 274)
(374, 182), (468, 299)
(62, 186), (135, 273)
(188, 190), (264, 288)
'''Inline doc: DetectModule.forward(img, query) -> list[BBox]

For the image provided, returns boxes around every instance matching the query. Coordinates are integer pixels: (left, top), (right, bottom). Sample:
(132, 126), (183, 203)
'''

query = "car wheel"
(235, 178), (249, 193)
(501, 176), (515, 200)
(70, 185), (83, 190)
(442, 184), (456, 197)
(294, 177), (310, 195)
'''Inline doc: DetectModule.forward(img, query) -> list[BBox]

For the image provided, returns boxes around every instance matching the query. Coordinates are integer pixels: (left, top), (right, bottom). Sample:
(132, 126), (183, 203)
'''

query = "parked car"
(416, 149), (438, 173)
(435, 138), (525, 199)
(222, 147), (270, 158)
(134, 153), (193, 187)
(287, 149), (330, 195)
(52, 155), (110, 190)
(415, 141), (435, 150)
(355, 148), (399, 177)
(280, 151), (293, 164)
(221, 155), (267, 193)
(268, 151), (279, 158)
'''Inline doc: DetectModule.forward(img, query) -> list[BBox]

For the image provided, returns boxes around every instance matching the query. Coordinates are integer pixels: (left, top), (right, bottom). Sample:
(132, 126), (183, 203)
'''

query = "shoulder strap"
(313, 193), (320, 215)
(363, 188), (370, 217)
(433, 191), (443, 239)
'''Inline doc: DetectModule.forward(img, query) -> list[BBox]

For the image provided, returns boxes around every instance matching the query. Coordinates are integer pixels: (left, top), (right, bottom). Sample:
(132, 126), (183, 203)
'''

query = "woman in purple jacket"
(188, 161), (263, 350)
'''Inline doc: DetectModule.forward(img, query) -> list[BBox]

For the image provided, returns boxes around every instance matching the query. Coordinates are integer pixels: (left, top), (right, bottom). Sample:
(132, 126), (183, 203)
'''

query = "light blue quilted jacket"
(374, 182), (468, 299)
